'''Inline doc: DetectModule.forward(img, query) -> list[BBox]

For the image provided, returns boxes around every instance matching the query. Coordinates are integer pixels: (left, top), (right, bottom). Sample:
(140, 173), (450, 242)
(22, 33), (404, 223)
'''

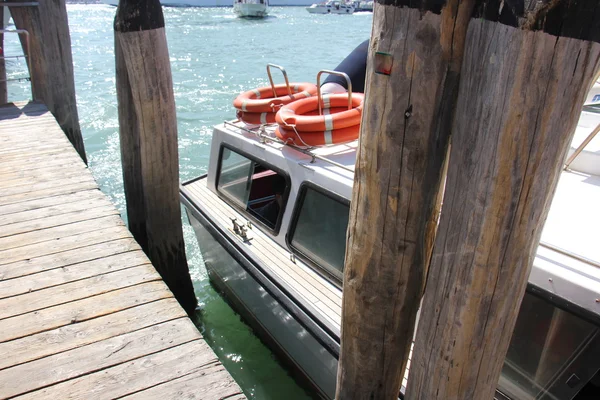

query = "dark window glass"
(498, 293), (600, 400)
(218, 147), (287, 230)
(290, 186), (349, 280)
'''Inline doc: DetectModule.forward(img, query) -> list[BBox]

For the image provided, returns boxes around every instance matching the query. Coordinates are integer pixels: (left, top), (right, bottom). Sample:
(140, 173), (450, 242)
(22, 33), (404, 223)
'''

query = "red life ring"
(275, 93), (363, 132)
(275, 125), (360, 147)
(233, 83), (318, 113)
(236, 110), (277, 125)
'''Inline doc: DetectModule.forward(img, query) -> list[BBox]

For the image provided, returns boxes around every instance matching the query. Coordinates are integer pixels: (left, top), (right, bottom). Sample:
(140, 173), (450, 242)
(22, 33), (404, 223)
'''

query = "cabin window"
(498, 292), (600, 400)
(217, 146), (288, 231)
(289, 184), (350, 281)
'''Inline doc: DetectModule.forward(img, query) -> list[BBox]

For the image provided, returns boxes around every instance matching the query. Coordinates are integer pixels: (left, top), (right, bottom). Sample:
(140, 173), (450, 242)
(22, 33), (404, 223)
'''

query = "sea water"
(4, 5), (372, 398)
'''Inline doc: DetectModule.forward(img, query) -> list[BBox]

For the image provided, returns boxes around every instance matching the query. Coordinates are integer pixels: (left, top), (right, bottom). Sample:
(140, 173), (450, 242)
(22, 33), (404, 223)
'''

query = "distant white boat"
(306, 0), (354, 14)
(234, 0), (269, 17)
(101, 0), (316, 6)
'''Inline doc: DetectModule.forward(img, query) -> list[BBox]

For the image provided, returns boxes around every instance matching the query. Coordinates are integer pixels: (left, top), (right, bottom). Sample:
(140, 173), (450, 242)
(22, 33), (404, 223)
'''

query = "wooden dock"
(0, 102), (245, 399)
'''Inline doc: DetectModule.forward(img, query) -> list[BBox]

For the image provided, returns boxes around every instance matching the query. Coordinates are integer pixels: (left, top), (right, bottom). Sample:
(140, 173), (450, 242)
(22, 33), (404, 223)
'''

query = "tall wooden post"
(337, 1), (477, 398)
(406, 2), (600, 400)
(8, 0), (86, 163)
(114, 0), (197, 314)
(0, 7), (6, 104)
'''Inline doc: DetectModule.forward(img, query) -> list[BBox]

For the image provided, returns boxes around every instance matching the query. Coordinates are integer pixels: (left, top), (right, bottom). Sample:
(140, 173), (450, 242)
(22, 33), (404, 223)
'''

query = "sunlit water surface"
(4, 5), (372, 398)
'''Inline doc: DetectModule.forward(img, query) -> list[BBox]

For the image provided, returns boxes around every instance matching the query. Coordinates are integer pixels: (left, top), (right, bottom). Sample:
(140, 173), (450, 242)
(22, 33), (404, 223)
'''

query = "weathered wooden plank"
(0, 152), (77, 174)
(0, 281), (172, 342)
(14, 340), (222, 400)
(0, 179), (98, 207)
(0, 319), (200, 399)
(0, 142), (69, 156)
(0, 205), (119, 238)
(121, 363), (244, 400)
(0, 215), (124, 251)
(0, 189), (105, 217)
(0, 298), (185, 370)
(0, 250), (149, 299)
(0, 173), (96, 198)
(0, 264), (160, 320)
(0, 225), (131, 268)
(0, 162), (87, 188)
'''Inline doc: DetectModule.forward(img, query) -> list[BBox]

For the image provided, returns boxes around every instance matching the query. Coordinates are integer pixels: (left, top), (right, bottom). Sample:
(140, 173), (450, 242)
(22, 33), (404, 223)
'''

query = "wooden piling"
(114, 0), (197, 314)
(406, 2), (600, 400)
(8, 0), (86, 163)
(336, 1), (477, 398)
(0, 7), (6, 104)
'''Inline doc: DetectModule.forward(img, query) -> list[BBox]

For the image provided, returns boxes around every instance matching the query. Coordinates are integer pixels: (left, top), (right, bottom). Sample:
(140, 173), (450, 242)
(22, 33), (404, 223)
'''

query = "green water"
(5, 5), (372, 398)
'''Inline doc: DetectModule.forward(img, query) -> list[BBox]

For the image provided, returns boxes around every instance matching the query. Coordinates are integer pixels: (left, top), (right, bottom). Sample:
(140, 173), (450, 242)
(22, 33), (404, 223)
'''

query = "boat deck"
(0, 102), (245, 399)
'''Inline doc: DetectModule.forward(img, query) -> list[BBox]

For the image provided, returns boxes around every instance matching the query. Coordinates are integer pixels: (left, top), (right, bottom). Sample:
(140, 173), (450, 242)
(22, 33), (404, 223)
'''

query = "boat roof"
(211, 116), (600, 321)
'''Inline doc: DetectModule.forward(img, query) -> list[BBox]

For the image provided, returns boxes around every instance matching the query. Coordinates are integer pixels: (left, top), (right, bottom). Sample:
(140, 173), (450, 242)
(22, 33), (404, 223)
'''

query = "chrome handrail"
(266, 63), (292, 98)
(316, 69), (352, 116)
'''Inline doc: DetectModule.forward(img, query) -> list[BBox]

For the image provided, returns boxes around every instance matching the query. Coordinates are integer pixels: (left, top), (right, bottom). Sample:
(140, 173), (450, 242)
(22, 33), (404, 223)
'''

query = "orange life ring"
(275, 125), (360, 147)
(275, 93), (364, 132)
(233, 83), (318, 113)
(236, 110), (277, 125)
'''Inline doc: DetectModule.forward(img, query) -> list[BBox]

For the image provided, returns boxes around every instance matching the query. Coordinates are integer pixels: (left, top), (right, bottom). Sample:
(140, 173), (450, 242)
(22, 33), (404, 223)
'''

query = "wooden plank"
(0, 152), (77, 174)
(0, 205), (119, 238)
(0, 298), (185, 370)
(0, 162), (87, 188)
(121, 363), (244, 400)
(0, 225), (131, 268)
(0, 189), (105, 217)
(0, 174), (96, 199)
(0, 180), (100, 206)
(0, 319), (200, 399)
(0, 249), (149, 299)
(0, 264), (160, 320)
(0, 281), (172, 342)
(0, 215), (125, 251)
(0, 142), (69, 156)
(14, 341), (220, 400)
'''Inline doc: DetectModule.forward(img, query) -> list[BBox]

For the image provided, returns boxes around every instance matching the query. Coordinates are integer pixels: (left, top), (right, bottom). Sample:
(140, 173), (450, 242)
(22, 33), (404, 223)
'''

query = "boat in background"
(234, 0), (269, 17)
(101, 0), (316, 6)
(350, 0), (372, 11)
(306, 0), (354, 14)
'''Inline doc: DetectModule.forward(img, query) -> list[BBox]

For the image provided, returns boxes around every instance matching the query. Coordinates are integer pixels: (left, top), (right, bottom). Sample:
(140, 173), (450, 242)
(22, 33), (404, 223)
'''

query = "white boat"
(233, 0), (269, 17)
(181, 87), (600, 398)
(306, 0), (354, 14)
(101, 0), (316, 6)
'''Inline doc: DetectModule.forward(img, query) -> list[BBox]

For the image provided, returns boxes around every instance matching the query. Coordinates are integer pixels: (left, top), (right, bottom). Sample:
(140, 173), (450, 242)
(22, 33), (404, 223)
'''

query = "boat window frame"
(286, 181), (350, 288)
(215, 144), (291, 235)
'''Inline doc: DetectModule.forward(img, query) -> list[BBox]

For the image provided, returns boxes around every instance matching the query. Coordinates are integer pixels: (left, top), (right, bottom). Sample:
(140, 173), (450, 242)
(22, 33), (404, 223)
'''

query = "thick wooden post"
(8, 0), (86, 163)
(114, 0), (197, 314)
(337, 1), (477, 398)
(406, 2), (600, 400)
(0, 7), (6, 104)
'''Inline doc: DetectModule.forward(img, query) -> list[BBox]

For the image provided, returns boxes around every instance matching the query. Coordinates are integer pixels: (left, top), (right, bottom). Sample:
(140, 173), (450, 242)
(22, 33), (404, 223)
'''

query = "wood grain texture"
(337, 2), (476, 398)
(15, 341), (219, 400)
(0, 319), (199, 399)
(115, 17), (196, 313)
(8, 0), (86, 162)
(405, 19), (600, 400)
(0, 298), (185, 370)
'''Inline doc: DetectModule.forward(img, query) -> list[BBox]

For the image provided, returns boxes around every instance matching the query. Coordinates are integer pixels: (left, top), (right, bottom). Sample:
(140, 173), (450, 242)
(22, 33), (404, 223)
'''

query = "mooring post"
(114, 0), (197, 314)
(337, 1), (477, 398)
(0, 7), (6, 104)
(8, 0), (86, 163)
(406, 2), (600, 399)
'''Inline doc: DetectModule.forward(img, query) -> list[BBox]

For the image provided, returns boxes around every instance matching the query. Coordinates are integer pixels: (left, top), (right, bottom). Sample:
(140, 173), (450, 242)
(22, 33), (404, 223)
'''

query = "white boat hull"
(234, 2), (269, 17)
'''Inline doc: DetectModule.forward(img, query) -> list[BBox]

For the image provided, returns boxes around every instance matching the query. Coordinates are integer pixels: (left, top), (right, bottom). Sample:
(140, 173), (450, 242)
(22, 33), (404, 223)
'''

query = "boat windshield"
(217, 146), (289, 231)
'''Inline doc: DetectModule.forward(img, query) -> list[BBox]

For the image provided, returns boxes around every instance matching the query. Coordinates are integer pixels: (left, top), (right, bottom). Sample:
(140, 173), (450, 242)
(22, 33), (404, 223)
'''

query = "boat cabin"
(181, 116), (600, 399)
